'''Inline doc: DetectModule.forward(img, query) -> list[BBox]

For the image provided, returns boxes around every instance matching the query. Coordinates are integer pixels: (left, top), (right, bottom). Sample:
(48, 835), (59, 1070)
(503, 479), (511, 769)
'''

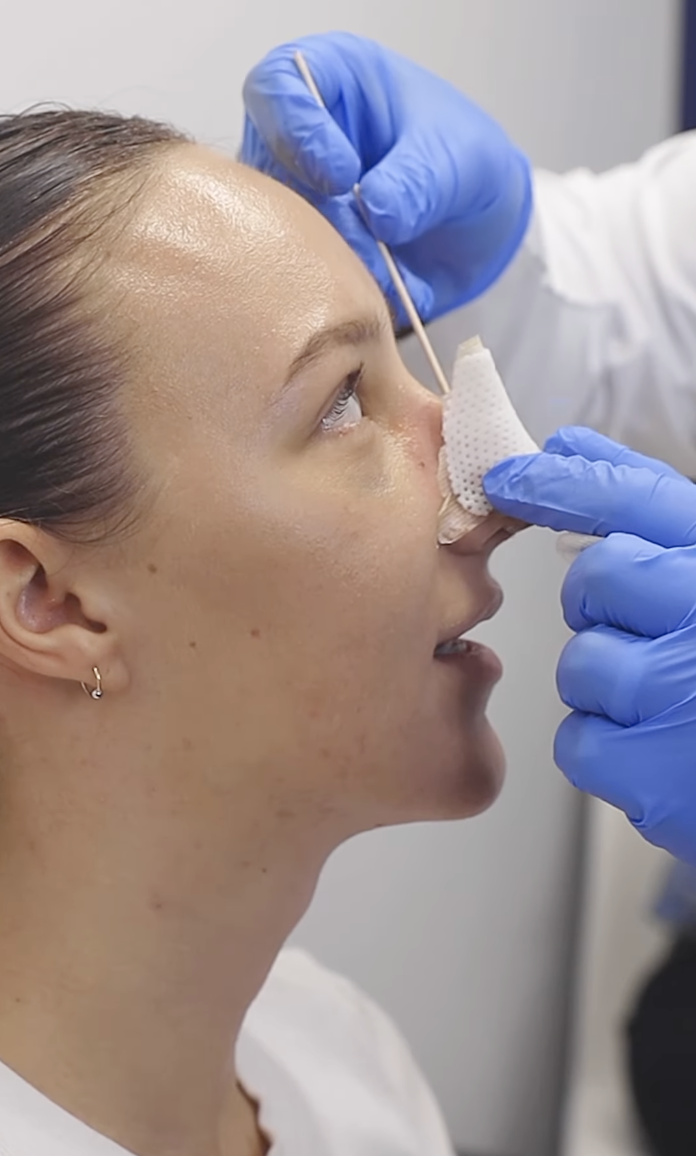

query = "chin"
(457, 722), (507, 817)
(433, 716), (507, 821)
(376, 716), (507, 827)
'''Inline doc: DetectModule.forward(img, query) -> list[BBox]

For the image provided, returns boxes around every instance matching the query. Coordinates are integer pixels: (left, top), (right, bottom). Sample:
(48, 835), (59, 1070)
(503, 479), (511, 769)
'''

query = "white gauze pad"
(437, 337), (540, 545)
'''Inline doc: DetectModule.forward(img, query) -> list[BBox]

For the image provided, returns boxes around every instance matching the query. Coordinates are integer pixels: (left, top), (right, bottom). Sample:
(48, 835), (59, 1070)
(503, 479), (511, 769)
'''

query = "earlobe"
(0, 524), (129, 694)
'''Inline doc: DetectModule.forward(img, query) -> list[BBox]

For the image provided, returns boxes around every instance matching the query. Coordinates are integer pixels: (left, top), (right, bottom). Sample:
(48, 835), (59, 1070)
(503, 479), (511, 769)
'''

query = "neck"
(0, 744), (336, 1156)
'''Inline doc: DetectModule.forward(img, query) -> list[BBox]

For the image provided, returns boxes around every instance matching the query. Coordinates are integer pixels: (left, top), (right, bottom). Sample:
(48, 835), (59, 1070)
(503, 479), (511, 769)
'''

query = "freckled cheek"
(306, 540), (436, 679)
(287, 492), (437, 662)
(355, 494), (439, 638)
(165, 455), (438, 678)
(281, 663), (392, 780)
(241, 527), (432, 692)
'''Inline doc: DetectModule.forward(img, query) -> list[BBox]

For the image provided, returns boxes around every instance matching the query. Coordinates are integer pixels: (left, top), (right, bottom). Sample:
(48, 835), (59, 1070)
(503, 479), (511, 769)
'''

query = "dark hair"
(0, 107), (188, 541)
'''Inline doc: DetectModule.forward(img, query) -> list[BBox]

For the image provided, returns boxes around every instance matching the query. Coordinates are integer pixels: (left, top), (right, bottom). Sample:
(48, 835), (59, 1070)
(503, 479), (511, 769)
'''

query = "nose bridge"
(407, 375), (444, 462)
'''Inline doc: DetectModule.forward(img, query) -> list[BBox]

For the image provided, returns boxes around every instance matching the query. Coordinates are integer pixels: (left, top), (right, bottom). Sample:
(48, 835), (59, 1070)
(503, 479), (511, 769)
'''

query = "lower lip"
(434, 640), (503, 680)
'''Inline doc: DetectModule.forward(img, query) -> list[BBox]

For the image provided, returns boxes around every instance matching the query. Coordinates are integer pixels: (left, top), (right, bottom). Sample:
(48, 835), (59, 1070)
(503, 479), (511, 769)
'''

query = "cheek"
(142, 481), (436, 667)
(244, 515), (434, 735)
(244, 432), (441, 653)
(126, 460), (504, 829)
(249, 513), (437, 689)
(134, 426), (442, 764)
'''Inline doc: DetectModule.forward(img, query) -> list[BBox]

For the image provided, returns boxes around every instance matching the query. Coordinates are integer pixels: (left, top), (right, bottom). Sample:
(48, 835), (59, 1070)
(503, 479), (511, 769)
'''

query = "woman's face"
(105, 145), (507, 840)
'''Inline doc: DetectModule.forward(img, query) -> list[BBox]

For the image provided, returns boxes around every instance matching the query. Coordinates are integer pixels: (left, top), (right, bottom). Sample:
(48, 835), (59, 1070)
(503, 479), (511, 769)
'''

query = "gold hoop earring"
(81, 666), (103, 701)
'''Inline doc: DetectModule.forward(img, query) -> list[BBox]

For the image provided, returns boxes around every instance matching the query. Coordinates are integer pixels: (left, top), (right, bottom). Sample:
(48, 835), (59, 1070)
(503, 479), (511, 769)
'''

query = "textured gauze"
(437, 337), (539, 544)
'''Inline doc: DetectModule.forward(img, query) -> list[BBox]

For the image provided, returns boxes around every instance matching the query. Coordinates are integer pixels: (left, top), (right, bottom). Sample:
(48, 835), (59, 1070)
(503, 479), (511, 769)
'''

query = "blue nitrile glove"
(483, 425), (696, 866)
(241, 32), (532, 326)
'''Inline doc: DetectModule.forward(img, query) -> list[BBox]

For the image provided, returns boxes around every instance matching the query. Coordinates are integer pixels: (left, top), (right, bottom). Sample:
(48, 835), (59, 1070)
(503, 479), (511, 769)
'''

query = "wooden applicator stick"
(293, 50), (450, 396)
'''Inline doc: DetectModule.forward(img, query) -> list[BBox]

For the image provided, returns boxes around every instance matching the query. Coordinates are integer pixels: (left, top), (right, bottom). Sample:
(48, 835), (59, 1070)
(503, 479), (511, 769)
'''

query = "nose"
(401, 374), (523, 555)
(443, 512), (526, 557)
(406, 374), (527, 556)
(405, 375), (443, 464)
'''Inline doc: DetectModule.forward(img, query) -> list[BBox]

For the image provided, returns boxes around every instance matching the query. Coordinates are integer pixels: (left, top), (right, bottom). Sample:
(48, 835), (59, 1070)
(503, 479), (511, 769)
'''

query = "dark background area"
(682, 0), (696, 129)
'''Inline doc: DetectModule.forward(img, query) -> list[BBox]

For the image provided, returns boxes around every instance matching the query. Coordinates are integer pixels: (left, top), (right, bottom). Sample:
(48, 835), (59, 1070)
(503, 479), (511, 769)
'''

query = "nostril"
(442, 512), (526, 557)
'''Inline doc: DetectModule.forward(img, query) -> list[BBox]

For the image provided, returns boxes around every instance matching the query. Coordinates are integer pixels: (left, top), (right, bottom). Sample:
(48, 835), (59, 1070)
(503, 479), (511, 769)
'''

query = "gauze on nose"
(437, 337), (540, 545)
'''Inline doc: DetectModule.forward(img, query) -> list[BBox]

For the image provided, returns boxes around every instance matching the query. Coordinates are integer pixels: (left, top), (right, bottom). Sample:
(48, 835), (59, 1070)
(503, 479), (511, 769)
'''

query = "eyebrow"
(282, 312), (389, 388)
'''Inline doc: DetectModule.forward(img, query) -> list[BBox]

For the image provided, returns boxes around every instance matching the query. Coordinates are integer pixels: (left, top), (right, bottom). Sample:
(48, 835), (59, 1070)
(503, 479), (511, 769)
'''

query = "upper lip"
(435, 587), (504, 649)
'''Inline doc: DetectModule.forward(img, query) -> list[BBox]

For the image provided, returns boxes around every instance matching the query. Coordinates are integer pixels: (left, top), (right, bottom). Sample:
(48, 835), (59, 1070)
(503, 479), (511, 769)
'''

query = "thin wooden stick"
(293, 50), (325, 106)
(293, 50), (450, 395)
(373, 237), (451, 395)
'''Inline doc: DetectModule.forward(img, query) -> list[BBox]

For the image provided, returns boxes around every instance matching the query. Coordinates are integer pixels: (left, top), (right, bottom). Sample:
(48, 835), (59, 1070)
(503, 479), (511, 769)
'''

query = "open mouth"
(434, 635), (476, 659)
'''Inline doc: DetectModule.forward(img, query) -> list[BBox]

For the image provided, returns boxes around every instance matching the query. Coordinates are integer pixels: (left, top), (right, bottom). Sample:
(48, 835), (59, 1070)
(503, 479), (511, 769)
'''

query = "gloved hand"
(483, 425), (696, 866)
(241, 32), (532, 326)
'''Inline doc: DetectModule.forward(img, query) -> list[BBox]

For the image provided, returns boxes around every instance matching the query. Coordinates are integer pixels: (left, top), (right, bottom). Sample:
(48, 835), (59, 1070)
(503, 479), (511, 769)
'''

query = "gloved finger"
(555, 709), (696, 862)
(554, 709), (643, 818)
(556, 624), (696, 724)
(483, 452), (696, 548)
(561, 534), (696, 634)
(359, 126), (529, 255)
(359, 131), (466, 245)
(557, 626), (643, 724)
(242, 48), (362, 196)
(544, 426), (685, 481)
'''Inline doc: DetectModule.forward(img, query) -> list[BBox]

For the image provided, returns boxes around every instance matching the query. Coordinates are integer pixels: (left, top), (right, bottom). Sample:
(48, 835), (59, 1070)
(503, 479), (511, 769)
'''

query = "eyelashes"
(321, 365), (365, 433)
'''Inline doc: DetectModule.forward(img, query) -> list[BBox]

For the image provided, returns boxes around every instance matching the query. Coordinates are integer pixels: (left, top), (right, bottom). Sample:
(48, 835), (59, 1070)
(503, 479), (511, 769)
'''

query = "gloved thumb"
(243, 61), (361, 196)
(484, 449), (696, 549)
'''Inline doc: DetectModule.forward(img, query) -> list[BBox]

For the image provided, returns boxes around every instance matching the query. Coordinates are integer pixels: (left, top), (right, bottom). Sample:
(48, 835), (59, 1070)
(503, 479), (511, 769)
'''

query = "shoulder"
(241, 947), (455, 1152)
(257, 946), (385, 1021)
(246, 947), (413, 1070)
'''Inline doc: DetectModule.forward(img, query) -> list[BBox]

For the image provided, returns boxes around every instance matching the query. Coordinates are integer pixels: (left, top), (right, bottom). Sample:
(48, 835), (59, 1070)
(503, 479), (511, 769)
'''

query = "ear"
(0, 521), (129, 694)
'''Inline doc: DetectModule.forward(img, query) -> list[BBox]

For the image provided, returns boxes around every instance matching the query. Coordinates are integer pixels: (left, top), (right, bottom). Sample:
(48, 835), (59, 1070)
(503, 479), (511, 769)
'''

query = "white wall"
(0, 2), (680, 1154)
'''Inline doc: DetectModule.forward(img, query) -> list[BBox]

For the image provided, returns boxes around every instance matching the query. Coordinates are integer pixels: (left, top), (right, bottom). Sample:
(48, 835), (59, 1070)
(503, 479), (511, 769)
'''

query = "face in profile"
(71, 145), (508, 846)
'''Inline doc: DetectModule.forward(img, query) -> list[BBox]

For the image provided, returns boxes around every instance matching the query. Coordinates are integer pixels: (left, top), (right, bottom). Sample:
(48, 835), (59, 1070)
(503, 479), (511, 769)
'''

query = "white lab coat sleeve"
(453, 131), (696, 475)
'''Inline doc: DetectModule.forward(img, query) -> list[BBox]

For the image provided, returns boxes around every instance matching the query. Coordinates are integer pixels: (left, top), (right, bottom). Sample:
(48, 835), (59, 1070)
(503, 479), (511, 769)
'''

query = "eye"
(321, 367), (365, 433)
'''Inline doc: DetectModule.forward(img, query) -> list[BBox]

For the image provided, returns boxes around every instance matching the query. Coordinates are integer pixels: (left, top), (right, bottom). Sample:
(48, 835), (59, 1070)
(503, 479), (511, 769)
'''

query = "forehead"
(113, 145), (382, 414)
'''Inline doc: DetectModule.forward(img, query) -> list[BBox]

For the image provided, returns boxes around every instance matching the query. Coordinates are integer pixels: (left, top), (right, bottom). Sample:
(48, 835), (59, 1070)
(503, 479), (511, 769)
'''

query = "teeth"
(434, 636), (472, 658)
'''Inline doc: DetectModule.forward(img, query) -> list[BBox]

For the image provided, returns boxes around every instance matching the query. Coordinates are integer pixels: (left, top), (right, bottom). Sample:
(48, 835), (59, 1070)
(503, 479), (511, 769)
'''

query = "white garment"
(0, 948), (455, 1156)
(456, 131), (696, 474)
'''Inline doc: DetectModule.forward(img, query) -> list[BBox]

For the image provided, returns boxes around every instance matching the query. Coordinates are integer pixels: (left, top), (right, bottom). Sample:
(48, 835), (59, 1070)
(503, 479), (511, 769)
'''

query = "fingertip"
(543, 426), (595, 457)
(304, 131), (362, 196)
(553, 710), (605, 793)
(554, 710), (627, 809)
(356, 172), (394, 236)
(553, 711), (582, 784)
(283, 120), (360, 195)
(559, 538), (610, 632)
(482, 454), (537, 498)
(359, 168), (419, 246)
